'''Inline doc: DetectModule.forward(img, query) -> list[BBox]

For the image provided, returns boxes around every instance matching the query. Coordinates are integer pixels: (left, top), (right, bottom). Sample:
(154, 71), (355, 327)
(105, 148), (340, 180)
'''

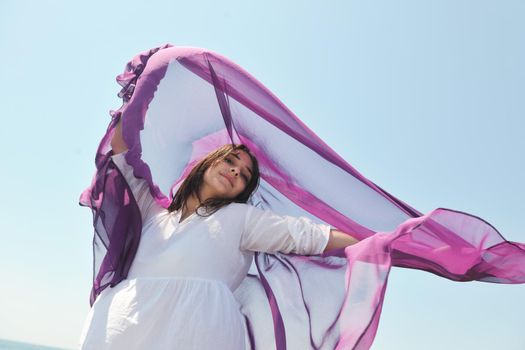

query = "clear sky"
(1, 1), (524, 349)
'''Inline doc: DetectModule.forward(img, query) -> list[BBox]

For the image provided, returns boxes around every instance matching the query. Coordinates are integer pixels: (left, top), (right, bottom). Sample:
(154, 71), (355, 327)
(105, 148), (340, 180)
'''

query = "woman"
(78, 118), (359, 349)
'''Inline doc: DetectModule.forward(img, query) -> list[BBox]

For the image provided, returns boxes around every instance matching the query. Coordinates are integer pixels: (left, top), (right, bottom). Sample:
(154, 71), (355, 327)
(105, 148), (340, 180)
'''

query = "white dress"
(78, 151), (331, 349)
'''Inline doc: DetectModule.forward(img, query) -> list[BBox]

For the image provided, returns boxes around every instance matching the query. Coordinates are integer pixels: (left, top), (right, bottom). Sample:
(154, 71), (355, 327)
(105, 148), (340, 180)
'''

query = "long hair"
(167, 144), (260, 217)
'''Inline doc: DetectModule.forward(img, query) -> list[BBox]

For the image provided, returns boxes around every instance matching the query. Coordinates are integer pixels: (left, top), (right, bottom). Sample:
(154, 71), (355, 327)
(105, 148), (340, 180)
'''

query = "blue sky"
(0, 1), (524, 349)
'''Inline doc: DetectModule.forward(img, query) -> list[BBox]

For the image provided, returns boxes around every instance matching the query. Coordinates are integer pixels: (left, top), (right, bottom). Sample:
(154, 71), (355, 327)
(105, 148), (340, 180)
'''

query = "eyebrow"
(231, 152), (253, 178)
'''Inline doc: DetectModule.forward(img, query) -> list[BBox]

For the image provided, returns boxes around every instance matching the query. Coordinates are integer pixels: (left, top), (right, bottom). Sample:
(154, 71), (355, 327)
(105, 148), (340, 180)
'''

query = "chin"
(216, 175), (232, 189)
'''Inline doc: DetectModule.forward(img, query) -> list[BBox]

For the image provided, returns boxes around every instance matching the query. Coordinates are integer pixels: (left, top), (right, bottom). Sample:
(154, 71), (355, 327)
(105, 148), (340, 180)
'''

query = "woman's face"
(201, 150), (254, 200)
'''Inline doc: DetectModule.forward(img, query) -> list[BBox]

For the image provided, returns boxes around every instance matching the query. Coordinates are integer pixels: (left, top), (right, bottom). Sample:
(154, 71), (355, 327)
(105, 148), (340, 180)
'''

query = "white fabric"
(79, 151), (330, 349)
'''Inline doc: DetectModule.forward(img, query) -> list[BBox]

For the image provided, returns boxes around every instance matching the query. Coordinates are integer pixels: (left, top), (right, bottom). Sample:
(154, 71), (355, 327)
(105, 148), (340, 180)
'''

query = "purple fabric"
(79, 45), (171, 305)
(80, 44), (525, 349)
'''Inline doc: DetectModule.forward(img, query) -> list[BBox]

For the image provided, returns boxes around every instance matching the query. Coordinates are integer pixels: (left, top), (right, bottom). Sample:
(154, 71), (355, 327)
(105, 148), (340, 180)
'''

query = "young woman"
(78, 118), (359, 349)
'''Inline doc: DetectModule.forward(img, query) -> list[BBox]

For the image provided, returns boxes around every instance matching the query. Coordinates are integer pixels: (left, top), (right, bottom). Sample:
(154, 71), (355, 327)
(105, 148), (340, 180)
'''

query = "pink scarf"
(80, 44), (525, 349)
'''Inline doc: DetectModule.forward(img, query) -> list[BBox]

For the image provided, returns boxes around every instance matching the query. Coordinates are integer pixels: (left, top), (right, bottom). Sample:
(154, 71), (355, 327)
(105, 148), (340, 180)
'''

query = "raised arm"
(110, 151), (164, 224)
(240, 204), (360, 255)
(241, 205), (333, 255)
(323, 229), (360, 253)
(111, 117), (128, 154)
(109, 116), (163, 223)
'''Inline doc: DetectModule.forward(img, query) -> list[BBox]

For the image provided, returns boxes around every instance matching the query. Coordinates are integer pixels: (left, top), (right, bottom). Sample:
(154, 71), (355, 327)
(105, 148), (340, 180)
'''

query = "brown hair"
(167, 144), (260, 216)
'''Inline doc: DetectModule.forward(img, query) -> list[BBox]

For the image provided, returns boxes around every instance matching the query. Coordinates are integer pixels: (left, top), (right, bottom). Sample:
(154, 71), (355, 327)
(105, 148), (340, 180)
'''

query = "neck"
(184, 194), (200, 212)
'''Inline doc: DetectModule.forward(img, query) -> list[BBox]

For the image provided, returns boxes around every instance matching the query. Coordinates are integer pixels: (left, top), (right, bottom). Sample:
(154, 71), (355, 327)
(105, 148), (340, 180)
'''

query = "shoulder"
(219, 202), (260, 223)
(222, 202), (252, 215)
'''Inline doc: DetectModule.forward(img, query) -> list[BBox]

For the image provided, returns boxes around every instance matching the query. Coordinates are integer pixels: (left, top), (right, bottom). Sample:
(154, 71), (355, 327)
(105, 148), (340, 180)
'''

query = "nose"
(230, 167), (239, 176)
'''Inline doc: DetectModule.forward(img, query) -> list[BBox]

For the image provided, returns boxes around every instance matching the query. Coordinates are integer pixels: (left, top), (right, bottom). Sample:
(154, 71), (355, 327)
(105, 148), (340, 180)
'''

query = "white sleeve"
(110, 151), (164, 224)
(240, 205), (331, 255)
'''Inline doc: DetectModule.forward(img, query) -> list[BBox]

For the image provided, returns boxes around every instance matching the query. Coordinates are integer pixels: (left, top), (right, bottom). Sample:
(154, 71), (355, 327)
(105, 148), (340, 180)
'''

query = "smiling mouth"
(220, 173), (234, 187)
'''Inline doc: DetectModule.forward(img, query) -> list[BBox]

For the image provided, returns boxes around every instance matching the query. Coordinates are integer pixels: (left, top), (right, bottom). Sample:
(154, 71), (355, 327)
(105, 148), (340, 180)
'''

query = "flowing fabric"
(79, 44), (525, 349)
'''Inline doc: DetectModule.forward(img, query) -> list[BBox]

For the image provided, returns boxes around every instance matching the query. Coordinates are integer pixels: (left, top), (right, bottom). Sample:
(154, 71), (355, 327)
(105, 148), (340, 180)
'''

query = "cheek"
(203, 168), (216, 185)
(206, 167), (227, 189)
(236, 182), (248, 195)
(210, 162), (224, 173)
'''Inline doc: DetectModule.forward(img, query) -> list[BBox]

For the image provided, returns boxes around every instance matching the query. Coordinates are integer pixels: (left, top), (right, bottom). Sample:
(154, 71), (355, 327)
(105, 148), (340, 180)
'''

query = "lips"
(220, 173), (234, 187)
